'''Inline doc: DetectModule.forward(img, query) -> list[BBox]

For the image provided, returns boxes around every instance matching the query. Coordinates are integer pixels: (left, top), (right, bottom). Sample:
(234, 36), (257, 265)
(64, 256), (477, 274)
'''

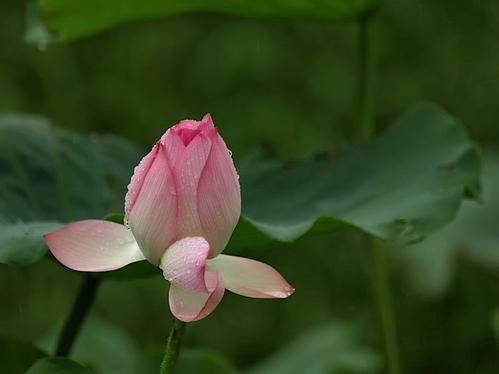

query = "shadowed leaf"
(30, 0), (376, 43)
(227, 103), (481, 254)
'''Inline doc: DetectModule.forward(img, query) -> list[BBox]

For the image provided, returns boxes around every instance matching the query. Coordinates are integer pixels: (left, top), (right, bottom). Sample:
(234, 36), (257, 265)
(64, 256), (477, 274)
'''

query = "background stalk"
(160, 317), (187, 374)
(55, 275), (101, 356)
(370, 238), (402, 374)
(354, 13), (403, 374)
(355, 14), (374, 143)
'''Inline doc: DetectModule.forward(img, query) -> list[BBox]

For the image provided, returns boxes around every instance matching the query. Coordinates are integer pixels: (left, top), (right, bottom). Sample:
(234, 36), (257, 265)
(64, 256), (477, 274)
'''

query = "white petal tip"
(267, 286), (296, 299)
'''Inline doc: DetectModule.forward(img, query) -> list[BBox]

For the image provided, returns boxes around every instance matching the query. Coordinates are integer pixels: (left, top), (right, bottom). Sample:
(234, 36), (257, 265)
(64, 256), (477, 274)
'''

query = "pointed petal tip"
(267, 285), (295, 299)
(202, 113), (214, 125)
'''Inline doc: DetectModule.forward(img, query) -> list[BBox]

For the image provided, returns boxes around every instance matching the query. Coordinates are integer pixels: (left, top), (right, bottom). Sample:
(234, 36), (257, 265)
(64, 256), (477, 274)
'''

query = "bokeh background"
(1, 0), (499, 373)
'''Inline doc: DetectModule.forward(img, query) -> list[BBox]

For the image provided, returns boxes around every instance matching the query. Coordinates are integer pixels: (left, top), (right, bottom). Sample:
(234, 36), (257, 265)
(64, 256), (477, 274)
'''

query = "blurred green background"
(1, 0), (499, 373)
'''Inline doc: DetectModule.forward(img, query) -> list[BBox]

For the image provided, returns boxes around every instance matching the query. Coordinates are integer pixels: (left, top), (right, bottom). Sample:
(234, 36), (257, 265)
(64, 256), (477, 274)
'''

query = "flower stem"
(370, 238), (402, 374)
(353, 12), (403, 374)
(160, 317), (187, 374)
(55, 275), (101, 356)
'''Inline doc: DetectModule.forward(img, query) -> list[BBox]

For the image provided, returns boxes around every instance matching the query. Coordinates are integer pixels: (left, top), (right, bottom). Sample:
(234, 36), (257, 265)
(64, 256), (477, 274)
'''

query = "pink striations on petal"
(174, 133), (212, 239)
(125, 114), (239, 264)
(161, 129), (185, 168)
(126, 142), (177, 265)
(124, 143), (160, 225)
(196, 129), (241, 257)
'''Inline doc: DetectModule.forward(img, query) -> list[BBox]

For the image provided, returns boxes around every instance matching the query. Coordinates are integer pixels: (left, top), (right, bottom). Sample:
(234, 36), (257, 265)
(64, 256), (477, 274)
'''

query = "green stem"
(55, 275), (101, 357)
(160, 317), (187, 374)
(353, 13), (402, 374)
(355, 15), (374, 143)
(371, 239), (402, 374)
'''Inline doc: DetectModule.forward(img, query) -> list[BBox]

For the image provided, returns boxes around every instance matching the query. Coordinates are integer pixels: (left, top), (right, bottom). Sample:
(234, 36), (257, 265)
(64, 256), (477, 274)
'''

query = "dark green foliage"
(0, 337), (46, 373)
(1, 0), (499, 373)
(30, 0), (376, 42)
(26, 358), (94, 374)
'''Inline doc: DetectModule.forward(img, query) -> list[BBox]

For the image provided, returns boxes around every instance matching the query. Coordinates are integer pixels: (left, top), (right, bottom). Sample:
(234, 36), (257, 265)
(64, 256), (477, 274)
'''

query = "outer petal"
(124, 143), (160, 223)
(169, 268), (224, 322)
(161, 128), (185, 167)
(160, 237), (210, 293)
(174, 133), (212, 239)
(197, 129), (241, 257)
(126, 143), (177, 265)
(208, 254), (294, 298)
(43, 220), (145, 272)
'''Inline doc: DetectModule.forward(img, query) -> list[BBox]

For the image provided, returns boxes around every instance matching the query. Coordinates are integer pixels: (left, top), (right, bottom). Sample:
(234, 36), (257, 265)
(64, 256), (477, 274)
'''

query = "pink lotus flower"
(44, 114), (294, 322)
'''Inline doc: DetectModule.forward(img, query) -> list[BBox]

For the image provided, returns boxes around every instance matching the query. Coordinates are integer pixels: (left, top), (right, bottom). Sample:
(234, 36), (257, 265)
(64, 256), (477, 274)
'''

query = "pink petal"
(43, 220), (145, 272)
(169, 268), (225, 322)
(174, 133), (212, 239)
(124, 143), (160, 222)
(126, 143), (177, 265)
(160, 237), (211, 293)
(161, 128), (185, 167)
(169, 115), (213, 146)
(208, 254), (295, 298)
(201, 113), (215, 126)
(196, 129), (241, 257)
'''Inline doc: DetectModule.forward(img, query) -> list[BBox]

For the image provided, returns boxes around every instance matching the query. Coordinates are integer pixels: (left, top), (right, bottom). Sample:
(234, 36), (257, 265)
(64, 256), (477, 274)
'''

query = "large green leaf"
(0, 104), (480, 269)
(0, 114), (140, 265)
(245, 322), (382, 374)
(25, 358), (94, 374)
(0, 337), (47, 374)
(396, 154), (499, 297)
(31, 0), (376, 43)
(226, 103), (480, 254)
(0, 222), (61, 265)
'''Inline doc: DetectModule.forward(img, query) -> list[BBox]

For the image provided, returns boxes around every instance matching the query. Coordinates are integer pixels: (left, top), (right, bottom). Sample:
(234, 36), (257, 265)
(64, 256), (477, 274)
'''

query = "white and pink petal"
(208, 254), (294, 298)
(160, 237), (211, 293)
(43, 220), (145, 272)
(168, 268), (224, 322)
